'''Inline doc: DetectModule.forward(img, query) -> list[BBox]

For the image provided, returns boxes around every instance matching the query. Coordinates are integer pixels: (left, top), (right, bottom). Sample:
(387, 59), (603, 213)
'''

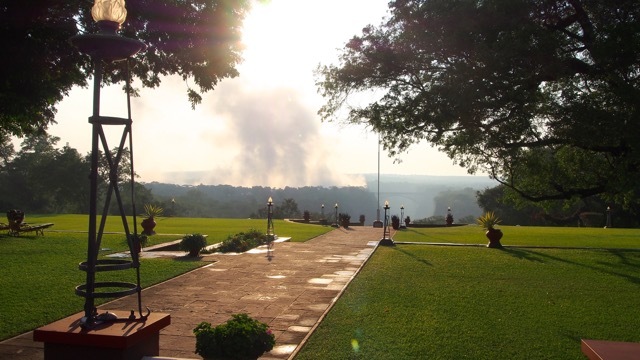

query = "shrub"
(303, 210), (310, 222)
(194, 313), (275, 359)
(391, 215), (400, 230)
(126, 233), (148, 252)
(217, 229), (267, 253)
(180, 233), (207, 256)
(359, 214), (365, 225)
(339, 213), (351, 228)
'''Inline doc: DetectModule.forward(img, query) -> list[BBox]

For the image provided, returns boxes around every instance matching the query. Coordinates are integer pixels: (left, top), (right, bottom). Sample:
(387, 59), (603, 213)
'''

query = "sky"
(45, 0), (480, 188)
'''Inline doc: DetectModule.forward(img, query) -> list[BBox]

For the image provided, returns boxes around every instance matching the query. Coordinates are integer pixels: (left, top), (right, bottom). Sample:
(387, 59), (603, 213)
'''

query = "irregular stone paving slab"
(0, 227), (380, 359)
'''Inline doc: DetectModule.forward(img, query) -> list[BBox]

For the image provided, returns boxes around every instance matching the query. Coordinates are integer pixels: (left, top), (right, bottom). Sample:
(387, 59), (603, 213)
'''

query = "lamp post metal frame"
(70, 20), (148, 329)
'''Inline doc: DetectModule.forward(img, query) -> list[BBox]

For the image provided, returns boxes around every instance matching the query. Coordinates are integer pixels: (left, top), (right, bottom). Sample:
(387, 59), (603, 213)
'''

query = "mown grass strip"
(0, 215), (332, 340)
(296, 243), (640, 359)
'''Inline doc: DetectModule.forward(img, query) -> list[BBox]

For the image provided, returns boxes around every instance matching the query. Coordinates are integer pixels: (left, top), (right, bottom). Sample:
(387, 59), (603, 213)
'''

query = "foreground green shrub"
(180, 233), (207, 256)
(194, 313), (275, 359)
(217, 229), (267, 253)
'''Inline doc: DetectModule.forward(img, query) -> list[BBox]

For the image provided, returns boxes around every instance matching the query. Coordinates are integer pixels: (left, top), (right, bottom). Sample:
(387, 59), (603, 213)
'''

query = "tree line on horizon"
(0, 133), (637, 227)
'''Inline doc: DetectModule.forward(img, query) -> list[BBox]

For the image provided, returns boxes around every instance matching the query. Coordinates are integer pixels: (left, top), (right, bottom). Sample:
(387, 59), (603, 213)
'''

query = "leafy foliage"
(180, 233), (207, 256)
(0, 0), (252, 136)
(316, 0), (640, 208)
(141, 204), (163, 219)
(477, 211), (502, 230)
(217, 229), (267, 253)
(194, 313), (275, 359)
(391, 214), (400, 230)
(337, 212), (351, 228)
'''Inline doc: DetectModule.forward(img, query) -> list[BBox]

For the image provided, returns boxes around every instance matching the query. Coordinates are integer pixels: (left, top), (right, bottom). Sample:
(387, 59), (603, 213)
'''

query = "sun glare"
(240, 1), (313, 88)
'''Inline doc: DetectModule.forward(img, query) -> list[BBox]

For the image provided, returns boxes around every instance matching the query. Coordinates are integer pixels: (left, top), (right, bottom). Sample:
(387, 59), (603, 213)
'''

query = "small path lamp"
(69, 0), (148, 329)
(380, 201), (394, 246)
(400, 205), (405, 229)
(267, 197), (275, 239)
(334, 203), (339, 228)
(321, 204), (325, 221)
(606, 206), (612, 228)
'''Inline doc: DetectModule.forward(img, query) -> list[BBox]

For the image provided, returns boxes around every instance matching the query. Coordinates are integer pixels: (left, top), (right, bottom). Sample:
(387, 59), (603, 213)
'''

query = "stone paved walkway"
(0, 227), (381, 359)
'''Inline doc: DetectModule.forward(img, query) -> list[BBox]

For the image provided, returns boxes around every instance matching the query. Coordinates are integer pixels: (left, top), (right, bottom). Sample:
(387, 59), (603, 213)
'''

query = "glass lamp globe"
(91, 0), (127, 25)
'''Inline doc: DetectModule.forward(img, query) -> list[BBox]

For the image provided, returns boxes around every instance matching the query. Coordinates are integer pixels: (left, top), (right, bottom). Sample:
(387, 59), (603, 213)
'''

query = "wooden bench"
(5, 209), (54, 236)
(8, 222), (54, 236)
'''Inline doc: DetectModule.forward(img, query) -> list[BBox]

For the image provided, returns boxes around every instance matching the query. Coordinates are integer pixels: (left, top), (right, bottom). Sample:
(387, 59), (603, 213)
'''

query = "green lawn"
(394, 225), (640, 248)
(296, 226), (640, 359)
(0, 215), (332, 341)
(27, 214), (332, 244)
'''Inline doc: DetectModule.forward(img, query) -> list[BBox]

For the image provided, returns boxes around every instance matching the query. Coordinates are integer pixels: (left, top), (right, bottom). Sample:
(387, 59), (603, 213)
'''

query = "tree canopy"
(316, 0), (640, 208)
(0, 0), (252, 136)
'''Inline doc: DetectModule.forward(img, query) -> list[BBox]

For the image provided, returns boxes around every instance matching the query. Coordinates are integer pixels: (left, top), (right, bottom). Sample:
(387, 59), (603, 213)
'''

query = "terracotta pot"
(486, 228), (503, 248)
(141, 217), (156, 235)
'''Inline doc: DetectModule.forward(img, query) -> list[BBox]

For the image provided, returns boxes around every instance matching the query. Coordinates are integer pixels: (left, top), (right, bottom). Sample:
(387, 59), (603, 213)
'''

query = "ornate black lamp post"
(321, 204), (325, 221)
(267, 197), (275, 239)
(400, 205), (405, 229)
(69, 0), (148, 329)
(334, 203), (339, 227)
(606, 206), (612, 228)
(380, 201), (394, 246)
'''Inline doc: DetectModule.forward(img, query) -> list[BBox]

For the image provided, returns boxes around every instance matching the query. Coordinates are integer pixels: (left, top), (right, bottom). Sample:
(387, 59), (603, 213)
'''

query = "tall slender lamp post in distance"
(267, 197), (275, 239)
(334, 203), (339, 227)
(380, 201), (394, 246)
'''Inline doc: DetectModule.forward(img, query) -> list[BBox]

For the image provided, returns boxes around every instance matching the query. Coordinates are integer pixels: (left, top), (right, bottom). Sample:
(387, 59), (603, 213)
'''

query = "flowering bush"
(194, 313), (275, 359)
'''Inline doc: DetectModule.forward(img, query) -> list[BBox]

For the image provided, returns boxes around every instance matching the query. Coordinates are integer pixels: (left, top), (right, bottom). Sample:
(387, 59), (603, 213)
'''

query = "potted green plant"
(477, 211), (503, 248)
(181, 233), (207, 257)
(140, 204), (163, 235)
(193, 313), (275, 359)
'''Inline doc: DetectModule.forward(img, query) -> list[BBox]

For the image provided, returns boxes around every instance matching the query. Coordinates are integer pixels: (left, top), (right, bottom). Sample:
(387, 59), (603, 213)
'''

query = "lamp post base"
(372, 220), (383, 228)
(34, 310), (170, 360)
(379, 238), (395, 246)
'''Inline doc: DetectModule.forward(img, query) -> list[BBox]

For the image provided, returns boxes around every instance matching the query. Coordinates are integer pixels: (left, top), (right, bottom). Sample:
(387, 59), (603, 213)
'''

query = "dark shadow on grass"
(500, 247), (545, 263)
(391, 245), (434, 267)
(170, 255), (216, 263)
(513, 248), (640, 285)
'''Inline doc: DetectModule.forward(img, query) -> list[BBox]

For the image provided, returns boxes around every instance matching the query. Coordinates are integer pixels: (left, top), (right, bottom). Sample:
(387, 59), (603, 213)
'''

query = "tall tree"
(0, 0), (252, 136)
(0, 134), (89, 213)
(316, 0), (640, 208)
